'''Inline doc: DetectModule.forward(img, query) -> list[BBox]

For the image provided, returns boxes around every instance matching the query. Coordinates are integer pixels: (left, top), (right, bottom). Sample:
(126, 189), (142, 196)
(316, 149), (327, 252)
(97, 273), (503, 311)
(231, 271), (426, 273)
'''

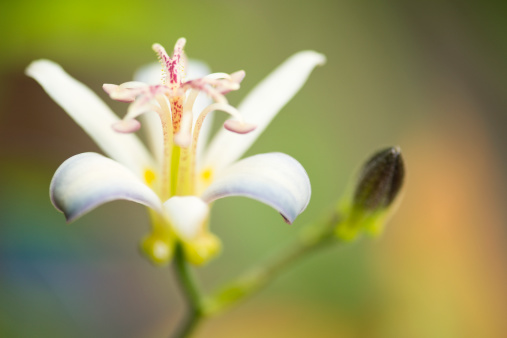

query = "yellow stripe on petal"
(201, 167), (213, 185)
(144, 168), (157, 187)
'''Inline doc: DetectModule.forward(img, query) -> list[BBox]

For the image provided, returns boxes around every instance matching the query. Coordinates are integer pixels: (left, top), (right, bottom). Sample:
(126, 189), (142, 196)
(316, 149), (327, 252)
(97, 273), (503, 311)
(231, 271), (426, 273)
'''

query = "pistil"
(170, 96), (184, 134)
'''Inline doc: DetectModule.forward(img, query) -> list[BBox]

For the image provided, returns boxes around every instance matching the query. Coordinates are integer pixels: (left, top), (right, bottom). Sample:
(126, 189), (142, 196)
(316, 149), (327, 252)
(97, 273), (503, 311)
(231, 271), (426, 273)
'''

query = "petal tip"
(281, 213), (293, 224)
(295, 50), (327, 67)
(64, 212), (75, 223)
(25, 59), (60, 78)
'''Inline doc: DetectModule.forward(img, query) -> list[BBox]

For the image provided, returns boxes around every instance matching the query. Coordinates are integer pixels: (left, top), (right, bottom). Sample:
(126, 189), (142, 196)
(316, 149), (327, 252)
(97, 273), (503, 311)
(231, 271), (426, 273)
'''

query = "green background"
(1, 0), (507, 337)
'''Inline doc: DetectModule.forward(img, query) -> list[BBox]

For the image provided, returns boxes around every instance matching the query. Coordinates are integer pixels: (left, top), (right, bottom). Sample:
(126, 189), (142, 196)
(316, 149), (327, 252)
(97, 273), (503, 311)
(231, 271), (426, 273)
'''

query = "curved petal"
(201, 152), (311, 224)
(133, 60), (213, 166)
(51, 152), (162, 222)
(202, 51), (326, 174)
(163, 196), (209, 241)
(26, 60), (155, 177)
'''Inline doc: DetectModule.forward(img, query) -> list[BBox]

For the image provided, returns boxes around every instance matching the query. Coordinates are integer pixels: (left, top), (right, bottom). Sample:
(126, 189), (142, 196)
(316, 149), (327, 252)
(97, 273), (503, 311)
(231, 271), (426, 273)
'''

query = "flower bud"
(336, 147), (405, 241)
(353, 146), (404, 211)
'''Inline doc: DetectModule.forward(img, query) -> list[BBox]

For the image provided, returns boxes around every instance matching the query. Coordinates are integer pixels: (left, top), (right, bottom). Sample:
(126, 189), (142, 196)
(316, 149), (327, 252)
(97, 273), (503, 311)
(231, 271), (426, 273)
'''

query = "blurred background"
(1, 0), (507, 337)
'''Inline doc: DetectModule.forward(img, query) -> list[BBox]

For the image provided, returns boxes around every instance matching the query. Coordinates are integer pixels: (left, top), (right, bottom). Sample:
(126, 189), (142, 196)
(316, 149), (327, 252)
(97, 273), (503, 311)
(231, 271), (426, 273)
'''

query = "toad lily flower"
(26, 38), (325, 265)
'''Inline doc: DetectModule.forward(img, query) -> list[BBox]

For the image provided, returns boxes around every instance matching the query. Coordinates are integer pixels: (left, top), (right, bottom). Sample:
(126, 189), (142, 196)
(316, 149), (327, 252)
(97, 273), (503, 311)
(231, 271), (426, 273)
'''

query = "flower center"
(104, 38), (257, 200)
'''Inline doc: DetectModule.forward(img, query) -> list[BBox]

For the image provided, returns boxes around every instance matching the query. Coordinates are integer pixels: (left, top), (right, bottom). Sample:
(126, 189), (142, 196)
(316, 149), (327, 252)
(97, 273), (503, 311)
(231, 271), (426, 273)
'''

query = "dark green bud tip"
(353, 146), (405, 212)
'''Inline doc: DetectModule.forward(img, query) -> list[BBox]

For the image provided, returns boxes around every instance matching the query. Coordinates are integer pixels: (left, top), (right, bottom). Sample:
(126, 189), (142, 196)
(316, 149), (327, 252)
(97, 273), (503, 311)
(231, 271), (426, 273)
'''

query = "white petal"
(186, 60), (213, 82)
(133, 62), (163, 85)
(141, 111), (165, 165)
(163, 196), (209, 241)
(203, 51), (326, 174)
(201, 152), (311, 224)
(26, 60), (155, 177)
(51, 152), (162, 222)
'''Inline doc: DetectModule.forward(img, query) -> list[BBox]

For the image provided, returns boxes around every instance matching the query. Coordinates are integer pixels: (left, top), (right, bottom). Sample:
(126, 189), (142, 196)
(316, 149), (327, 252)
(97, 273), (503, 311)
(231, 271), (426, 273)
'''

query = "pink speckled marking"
(170, 96), (184, 133)
(168, 38), (186, 88)
(152, 44), (171, 83)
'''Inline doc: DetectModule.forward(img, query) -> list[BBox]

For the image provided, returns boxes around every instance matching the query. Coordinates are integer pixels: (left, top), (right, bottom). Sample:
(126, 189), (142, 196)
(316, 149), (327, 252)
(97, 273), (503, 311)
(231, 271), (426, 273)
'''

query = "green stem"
(204, 213), (341, 316)
(171, 211), (345, 335)
(172, 244), (204, 338)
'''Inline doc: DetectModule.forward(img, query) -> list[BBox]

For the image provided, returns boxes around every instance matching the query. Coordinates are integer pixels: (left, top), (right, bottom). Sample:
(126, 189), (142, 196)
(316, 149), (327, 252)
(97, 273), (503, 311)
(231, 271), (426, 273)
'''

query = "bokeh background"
(1, 1), (507, 337)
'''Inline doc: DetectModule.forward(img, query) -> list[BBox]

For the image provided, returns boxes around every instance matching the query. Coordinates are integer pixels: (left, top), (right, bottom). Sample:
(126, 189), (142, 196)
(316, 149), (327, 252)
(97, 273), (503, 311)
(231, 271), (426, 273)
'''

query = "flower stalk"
(172, 146), (405, 337)
(173, 244), (204, 338)
(202, 212), (340, 317)
(171, 211), (341, 338)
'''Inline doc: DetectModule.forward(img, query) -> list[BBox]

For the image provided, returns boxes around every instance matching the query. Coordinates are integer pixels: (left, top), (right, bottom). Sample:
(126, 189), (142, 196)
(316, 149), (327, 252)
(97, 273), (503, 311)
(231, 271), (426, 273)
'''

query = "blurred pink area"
(374, 85), (507, 337)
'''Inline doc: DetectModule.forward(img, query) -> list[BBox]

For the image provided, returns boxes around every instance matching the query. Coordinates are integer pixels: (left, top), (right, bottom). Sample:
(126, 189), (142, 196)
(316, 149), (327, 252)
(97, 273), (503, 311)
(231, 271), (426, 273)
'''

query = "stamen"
(224, 120), (256, 134)
(125, 98), (161, 121)
(188, 103), (256, 192)
(204, 73), (233, 80)
(120, 81), (148, 88)
(192, 103), (255, 149)
(202, 71), (245, 95)
(155, 95), (172, 123)
(112, 119), (141, 133)
(103, 83), (146, 103)
(182, 70), (244, 102)
(174, 90), (200, 148)
(219, 70), (245, 95)
(230, 70), (246, 84)
(181, 80), (228, 104)
(121, 85), (169, 121)
(183, 89), (200, 112)
(214, 81), (240, 95)
(111, 91), (168, 135)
